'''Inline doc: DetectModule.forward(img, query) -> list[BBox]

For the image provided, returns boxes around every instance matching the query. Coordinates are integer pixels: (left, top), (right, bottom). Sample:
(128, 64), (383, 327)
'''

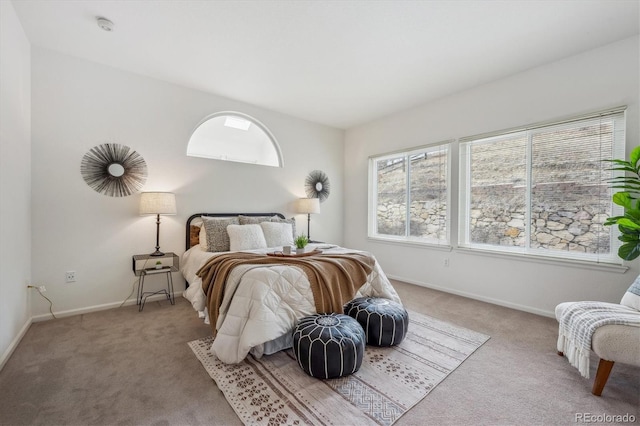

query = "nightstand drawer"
(132, 252), (179, 276)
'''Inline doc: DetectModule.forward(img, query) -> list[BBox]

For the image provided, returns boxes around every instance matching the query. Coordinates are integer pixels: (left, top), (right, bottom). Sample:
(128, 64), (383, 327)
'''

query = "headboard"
(185, 212), (285, 251)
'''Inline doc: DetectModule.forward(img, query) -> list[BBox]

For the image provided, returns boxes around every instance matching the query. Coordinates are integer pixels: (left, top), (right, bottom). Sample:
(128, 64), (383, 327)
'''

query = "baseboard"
(31, 292), (179, 322)
(3, 293), (180, 370)
(0, 316), (32, 372)
(387, 274), (555, 318)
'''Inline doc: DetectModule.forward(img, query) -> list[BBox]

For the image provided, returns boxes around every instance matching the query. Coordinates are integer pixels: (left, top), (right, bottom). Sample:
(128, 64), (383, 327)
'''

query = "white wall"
(0, 1), (32, 368)
(30, 48), (343, 317)
(345, 36), (640, 317)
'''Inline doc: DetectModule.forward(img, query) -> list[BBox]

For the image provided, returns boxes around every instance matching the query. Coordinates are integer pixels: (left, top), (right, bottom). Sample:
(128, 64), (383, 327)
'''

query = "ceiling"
(11, 0), (640, 129)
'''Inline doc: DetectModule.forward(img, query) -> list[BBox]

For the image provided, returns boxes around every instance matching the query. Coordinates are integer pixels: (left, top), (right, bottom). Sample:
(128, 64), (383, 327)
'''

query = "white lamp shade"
(139, 192), (177, 215)
(296, 198), (320, 214)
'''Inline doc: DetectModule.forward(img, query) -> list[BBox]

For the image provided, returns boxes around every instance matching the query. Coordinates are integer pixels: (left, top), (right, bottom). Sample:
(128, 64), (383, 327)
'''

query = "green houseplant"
(604, 145), (640, 260)
(294, 234), (309, 251)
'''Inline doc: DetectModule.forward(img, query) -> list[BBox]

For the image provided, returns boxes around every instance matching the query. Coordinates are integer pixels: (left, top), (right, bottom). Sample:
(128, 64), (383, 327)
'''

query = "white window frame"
(368, 141), (452, 247)
(187, 111), (283, 167)
(458, 108), (626, 265)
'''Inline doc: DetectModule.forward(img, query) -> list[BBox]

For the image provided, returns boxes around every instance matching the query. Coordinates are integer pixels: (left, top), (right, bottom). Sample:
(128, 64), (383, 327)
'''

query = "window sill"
(456, 246), (629, 273)
(366, 236), (628, 273)
(367, 236), (453, 252)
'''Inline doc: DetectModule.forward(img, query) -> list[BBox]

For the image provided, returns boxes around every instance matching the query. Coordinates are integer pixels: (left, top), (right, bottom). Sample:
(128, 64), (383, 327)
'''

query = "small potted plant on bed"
(294, 234), (309, 254)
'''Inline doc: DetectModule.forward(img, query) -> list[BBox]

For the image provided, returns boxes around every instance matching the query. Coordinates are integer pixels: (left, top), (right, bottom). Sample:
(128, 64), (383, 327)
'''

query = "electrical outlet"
(65, 271), (76, 283)
(444, 258), (449, 267)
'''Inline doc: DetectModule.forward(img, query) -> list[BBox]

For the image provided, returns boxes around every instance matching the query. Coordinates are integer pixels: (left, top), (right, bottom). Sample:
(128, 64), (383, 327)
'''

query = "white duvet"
(181, 244), (401, 364)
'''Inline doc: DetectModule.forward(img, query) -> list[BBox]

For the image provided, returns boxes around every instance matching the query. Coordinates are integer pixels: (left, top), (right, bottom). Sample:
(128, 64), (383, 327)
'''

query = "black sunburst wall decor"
(305, 170), (331, 202)
(80, 143), (148, 197)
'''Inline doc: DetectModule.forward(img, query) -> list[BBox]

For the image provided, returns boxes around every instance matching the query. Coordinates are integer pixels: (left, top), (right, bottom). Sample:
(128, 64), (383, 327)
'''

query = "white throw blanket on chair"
(557, 301), (640, 378)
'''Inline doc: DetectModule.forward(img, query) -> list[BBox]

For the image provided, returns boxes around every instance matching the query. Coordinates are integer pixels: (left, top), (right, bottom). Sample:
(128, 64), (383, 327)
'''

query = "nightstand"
(132, 253), (179, 311)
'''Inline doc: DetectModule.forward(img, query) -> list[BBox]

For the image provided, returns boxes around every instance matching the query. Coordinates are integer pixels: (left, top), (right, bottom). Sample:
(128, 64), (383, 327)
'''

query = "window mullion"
(406, 154), (411, 237)
(371, 158), (378, 236)
(464, 144), (472, 245)
(525, 131), (533, 252)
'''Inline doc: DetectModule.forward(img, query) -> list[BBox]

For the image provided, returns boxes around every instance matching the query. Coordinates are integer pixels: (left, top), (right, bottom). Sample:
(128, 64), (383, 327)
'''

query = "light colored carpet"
(189, 311), (490, 426)
(1, 281), (638, 425)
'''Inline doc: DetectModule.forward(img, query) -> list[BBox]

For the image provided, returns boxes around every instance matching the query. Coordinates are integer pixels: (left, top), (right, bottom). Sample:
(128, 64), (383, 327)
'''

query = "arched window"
(187, 112), (283, 167)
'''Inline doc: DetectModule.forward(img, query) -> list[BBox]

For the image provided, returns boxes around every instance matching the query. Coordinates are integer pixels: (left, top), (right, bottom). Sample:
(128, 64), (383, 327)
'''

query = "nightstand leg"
(137, 275), (145, 307)
(138, 275), (146, 312)
(166, 271), (175, 305)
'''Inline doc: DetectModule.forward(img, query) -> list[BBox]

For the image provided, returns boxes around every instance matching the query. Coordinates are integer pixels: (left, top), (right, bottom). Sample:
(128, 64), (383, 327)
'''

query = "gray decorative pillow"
(238, 215), (276, 225)
(270, 216), (296, 240)
(202, 216), (240, 252)
(621, 275), (640, 311)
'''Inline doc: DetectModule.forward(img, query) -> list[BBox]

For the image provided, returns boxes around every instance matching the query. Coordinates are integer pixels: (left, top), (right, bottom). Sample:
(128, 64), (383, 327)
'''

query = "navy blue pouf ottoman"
(344, 297), (409, 346)
(292, 313), (365, 379)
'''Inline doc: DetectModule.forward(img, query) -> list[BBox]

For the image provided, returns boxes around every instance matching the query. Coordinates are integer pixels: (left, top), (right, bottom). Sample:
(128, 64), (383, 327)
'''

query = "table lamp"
(296, 198), (320, 241)
(139, 192), (176, 256)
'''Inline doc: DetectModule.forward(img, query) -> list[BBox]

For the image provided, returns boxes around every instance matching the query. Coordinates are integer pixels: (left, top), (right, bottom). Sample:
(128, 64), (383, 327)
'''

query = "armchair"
(555, 276), (640, 396)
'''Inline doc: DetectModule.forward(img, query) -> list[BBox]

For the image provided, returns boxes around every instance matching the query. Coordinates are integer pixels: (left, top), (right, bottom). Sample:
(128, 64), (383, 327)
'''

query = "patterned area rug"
(189, 311), (489, 426)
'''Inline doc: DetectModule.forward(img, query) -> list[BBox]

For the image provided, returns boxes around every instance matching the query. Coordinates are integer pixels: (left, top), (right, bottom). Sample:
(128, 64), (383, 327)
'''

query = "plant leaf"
(608, 178), (640, 186)
(619, 225), (640, 238)
(609, 181), (640, 189)
(630, 145), (640, 169)
(612, 192), (632, 208)
(604, 164), (636, 173)
(618, 241), (640, 261)
(626, 209), (640, 220)
(618, 218), (640, 230)
(618, 233), (639, 242)
(603, 159), (632, 165)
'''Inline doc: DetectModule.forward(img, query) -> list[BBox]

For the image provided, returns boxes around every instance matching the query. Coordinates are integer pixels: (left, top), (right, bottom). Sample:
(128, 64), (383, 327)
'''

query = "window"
(187, 112), (283, 167)
(369, 143), (450, 245)
(459, 109), (626, 264)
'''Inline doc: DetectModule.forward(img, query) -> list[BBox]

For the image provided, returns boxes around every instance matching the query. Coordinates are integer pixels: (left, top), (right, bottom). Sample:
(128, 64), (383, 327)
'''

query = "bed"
(181, 212), (401, 364)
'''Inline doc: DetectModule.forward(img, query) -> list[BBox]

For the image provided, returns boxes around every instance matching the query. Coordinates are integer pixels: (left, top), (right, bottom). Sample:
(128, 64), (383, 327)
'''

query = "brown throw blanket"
(196, 252), (375, 336)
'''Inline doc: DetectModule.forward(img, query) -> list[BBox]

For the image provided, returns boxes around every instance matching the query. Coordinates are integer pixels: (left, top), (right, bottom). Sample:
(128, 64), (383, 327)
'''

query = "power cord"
(28, 286), (57, 319)
(28, 256), (158, 317)
(119, 257), (152, 308)
(118, 277), (139, 308)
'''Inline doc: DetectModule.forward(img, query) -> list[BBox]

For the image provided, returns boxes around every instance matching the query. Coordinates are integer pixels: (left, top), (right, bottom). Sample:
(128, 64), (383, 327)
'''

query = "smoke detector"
(97, 17), (114, 32)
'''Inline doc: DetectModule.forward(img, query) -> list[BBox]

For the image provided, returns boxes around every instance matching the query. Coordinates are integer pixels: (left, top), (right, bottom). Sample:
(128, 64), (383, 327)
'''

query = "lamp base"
(150, 215), (164, 256)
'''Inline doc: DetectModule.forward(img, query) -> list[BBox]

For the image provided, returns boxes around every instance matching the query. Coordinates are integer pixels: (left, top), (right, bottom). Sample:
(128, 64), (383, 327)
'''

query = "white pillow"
(260, 222), (294, 247)
(621, 275), (640, 311)
(227, 224), (267, 251)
